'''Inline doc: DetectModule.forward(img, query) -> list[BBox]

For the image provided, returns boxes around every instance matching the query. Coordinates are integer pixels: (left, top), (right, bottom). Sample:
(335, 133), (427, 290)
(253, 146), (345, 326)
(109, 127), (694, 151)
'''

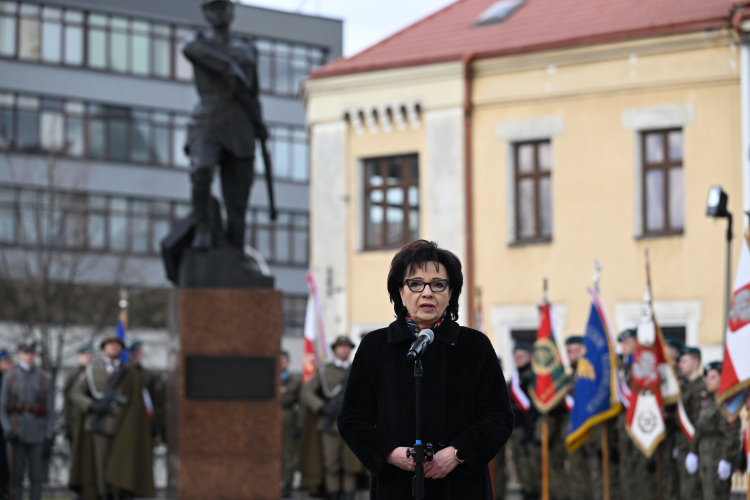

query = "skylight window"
(476, 0), (525, 27)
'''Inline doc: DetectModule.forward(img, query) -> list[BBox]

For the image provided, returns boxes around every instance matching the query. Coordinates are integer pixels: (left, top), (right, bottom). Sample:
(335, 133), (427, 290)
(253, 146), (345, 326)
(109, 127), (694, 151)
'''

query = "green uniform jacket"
(63, 366), (86, 437)
(689, 392), (740, 461)
(68, 361), (155, 500)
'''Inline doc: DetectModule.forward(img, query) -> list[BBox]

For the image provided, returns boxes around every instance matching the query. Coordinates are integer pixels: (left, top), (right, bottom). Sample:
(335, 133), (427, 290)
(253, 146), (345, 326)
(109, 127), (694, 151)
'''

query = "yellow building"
(304, 0), (750, 369)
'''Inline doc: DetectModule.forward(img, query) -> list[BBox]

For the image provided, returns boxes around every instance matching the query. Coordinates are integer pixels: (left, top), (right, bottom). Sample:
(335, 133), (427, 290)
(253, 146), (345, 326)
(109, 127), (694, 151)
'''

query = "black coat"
(337, 315), (514, 500)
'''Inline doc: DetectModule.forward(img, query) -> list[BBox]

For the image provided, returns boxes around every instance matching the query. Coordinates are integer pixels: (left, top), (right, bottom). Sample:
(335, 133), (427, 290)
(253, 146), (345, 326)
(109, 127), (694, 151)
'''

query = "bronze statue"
(183, 0), (275, 250)
(160, 0), (275, 288)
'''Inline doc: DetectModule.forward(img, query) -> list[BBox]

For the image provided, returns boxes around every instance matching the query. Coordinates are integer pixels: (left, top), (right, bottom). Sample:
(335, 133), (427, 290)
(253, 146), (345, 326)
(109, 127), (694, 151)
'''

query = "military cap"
(0, 349), (10, 360)
(331, 335), (355, 349)
(704, 361), (722, 375)
(17, 338), (37, 353)
(664, 336), (684, 350)
(280, 350), (290, 358)
(77, 344), (93, 354)
(128, 340), (143, 352)
(100, 336), (126, 350)
(513, 342), (532, 352)
(617, 328), (637, 342)
(680, 346), (701, 359)
(565, 336), (584, 345)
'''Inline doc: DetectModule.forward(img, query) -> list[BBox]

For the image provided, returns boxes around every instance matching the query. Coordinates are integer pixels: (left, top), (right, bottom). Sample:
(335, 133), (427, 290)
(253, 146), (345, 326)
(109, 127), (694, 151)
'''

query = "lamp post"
(705, 186), (732, 347)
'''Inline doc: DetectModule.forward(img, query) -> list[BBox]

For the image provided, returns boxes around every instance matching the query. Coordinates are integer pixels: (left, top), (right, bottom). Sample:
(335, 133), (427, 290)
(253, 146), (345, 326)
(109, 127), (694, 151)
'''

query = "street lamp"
(705, 185), (732, 346)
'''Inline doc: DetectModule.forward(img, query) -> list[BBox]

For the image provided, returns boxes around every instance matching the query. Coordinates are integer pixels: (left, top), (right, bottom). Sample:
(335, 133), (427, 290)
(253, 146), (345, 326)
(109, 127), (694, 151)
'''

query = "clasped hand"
(387, 446), (459, 480)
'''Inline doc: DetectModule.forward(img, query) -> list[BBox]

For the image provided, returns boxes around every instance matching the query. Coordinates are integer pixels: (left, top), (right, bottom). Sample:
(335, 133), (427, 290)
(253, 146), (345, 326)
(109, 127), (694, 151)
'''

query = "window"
(510, 328), (537, 345)
(363, 154), (419, 250)
(0, 2), (329, 91)
(642, 129), (684, 235)
(514, 140), (552, 242)
(282, 295), (307, 337)
(258, 124), (309, 182)
(661, 326), (686, 345)
(246, 208), (308, 266)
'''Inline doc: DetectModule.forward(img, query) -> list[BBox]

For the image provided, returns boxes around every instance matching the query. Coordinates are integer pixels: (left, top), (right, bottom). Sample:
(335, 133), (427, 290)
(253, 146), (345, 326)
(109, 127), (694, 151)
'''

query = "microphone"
(407, 329), (434, 361)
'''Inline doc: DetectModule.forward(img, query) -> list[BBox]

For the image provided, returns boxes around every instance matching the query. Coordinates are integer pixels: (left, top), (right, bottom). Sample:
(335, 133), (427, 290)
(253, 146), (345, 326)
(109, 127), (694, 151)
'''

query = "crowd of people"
(500, 332), (746, 500)
(0, 336), (164, 500)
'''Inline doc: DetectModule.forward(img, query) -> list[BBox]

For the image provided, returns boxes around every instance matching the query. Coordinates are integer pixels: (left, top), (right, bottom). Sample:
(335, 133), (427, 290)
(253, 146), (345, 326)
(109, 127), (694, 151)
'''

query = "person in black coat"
(337, 239), (515, 500)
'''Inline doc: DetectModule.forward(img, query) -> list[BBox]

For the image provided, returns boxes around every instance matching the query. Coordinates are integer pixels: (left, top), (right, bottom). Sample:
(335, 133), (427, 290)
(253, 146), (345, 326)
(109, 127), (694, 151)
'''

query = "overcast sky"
(239, 0), (455, 57)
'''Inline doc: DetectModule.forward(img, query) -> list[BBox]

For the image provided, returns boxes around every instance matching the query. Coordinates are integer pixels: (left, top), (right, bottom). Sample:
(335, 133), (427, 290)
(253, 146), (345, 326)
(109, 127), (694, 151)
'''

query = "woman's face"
(399, 261), (452, 330)
(706, 369), (721, 393)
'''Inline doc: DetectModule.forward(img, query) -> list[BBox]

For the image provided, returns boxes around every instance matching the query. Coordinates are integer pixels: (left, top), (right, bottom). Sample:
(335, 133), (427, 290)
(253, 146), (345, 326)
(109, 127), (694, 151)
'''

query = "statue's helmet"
(201, 0), (233, 6)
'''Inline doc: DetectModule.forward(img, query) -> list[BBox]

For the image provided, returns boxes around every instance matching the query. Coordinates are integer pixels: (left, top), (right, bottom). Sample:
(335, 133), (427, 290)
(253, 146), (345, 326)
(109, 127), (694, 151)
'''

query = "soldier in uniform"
(660, 337), (684, 500)
(676, 347), (706, 500)
(685, 362), (740, 500)
(280, 350), (301, 498)
(0, 349), (13, 500)
(616, 329), (638, 500)
(493, 357), (508, 500)
(128, 340), (166, 444)
(63, 344), (93, 446)
(509, 343), (541, 500)
(68, 336), (155, 500)
(300, 336), (361, 500)
(0, 339), (53, 500)
(565, 336), (593, 500)
(182, 0), (269, 249)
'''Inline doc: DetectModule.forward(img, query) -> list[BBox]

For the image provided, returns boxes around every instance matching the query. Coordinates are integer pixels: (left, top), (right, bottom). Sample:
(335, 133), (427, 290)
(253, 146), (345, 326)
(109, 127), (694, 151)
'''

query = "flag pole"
(541, 278), (550, 500)
(592, 260), (610, 500)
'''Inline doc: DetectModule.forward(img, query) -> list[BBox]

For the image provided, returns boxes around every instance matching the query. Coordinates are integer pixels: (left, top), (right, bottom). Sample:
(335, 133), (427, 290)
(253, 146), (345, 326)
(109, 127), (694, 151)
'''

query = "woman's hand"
(387, 447), (416, 472)
(423, 446), (460, 479)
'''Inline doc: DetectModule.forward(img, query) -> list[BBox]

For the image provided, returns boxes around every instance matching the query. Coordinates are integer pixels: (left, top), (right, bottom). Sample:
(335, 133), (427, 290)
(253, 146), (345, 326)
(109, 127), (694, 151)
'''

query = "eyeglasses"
(403, 279), (449, 293)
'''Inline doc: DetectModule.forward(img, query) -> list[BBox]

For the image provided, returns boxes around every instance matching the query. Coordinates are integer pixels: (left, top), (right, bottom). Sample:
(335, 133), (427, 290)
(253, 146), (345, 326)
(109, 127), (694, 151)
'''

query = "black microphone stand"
(406, 357), (433, 499)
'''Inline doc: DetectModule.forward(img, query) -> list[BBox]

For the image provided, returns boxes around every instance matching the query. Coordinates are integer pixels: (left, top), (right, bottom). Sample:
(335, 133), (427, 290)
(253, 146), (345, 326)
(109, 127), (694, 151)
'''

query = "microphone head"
(420, 329), (435, 343)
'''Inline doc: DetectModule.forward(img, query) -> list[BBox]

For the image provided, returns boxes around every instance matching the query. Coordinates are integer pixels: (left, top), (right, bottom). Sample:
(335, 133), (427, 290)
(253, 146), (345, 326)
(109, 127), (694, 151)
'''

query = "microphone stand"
(406, 357), (433, 499)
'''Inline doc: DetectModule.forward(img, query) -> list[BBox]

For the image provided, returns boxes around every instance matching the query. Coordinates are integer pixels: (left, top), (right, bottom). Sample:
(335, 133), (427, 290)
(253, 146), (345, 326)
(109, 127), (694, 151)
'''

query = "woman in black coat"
(337, 240), (514, 500)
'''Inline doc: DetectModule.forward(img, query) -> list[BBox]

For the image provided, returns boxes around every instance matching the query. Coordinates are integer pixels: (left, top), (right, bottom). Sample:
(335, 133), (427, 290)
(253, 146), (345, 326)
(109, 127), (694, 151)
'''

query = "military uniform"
(64, 365), (87, 443)
(689, 391), (740, 500)
(566, 366), (593, 500)
(300, 359), (359, 498)
(584, 422), (621, 500)
(0, 346), (53, 500)
(493, 446), (508, 500)
(129, 341), (166, 444)
(68, 337), (155, 500)
(509, 362), (541, 500)
(280, 366), (302, 495)
(677, 375), (706, 500)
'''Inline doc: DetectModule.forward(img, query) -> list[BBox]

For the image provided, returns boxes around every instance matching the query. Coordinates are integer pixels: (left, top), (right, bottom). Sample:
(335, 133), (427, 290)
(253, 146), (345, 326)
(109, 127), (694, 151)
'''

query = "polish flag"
(717, 233), (750, 419)
(302, 296), (317, 384)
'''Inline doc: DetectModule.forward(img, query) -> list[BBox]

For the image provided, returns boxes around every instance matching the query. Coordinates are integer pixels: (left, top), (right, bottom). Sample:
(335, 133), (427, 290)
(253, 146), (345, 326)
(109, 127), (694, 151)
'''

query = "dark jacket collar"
(387, 312), (461, 347)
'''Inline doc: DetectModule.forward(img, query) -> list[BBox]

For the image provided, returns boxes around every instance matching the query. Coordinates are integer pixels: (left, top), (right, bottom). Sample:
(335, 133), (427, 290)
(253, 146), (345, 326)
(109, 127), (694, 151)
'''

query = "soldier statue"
(183, 0), (270, 250)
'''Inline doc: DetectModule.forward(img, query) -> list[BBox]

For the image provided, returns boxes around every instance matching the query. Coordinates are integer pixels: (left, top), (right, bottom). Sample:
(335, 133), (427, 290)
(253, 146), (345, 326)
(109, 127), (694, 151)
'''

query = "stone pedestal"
(169, 288), (282, 500)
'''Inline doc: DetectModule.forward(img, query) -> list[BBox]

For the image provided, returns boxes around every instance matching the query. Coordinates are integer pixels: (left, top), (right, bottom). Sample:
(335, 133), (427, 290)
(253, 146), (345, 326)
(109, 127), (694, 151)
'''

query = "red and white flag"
(676, 399), (695, 442)
(302, 296), (318, 384)
(302, 271), (333, 384)
(510, 371), (531, 413)
(717, 233), (750, 418)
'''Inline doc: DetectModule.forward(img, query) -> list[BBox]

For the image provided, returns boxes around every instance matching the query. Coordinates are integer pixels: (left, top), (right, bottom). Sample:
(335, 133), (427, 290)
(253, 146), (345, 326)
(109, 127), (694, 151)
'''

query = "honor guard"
(660, 337), (685, 500)
(63, 344), (93, 445)
(280, 350), (302, 498)
(0, 339), (54, 500)
(508, 342), (541, 500)
(565, 336), (593, 500)
(128, 340), (166, 444)
(68, 336), (155, 500)
(685, 362), (740, 500)
(299, 336), (363, 500)
(616, 329), (638, 500)
(676, 347), (706, 500)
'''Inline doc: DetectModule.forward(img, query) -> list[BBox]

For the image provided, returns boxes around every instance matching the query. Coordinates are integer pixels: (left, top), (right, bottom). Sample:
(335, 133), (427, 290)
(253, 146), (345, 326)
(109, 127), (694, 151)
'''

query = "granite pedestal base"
(169, 288), (282, 500)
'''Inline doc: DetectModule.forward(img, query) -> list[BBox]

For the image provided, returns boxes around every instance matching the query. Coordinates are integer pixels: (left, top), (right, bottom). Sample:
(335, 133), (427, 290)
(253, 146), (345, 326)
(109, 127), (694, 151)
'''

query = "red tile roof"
(312, 0), (737, 79)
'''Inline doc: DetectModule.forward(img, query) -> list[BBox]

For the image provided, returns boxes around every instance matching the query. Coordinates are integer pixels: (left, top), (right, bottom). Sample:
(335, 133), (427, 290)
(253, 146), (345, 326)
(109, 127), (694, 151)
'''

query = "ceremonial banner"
(566, 288), (621, 452)
(116, 309), (129, 362)
(717, 233), (750, 419)
(303, 271), (333, 384)
(626, 282), (680, 456)
(530, 299), (569, 413)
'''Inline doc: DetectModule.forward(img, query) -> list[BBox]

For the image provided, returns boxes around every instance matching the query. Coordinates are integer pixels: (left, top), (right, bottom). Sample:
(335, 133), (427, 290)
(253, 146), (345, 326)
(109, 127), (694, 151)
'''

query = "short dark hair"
(386, 240), (463, 321)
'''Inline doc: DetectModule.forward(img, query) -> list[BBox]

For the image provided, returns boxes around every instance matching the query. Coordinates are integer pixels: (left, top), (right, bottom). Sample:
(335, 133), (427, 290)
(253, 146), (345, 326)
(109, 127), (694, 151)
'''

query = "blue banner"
(566, 290), (622, 451)
(117, 311), (129, 363)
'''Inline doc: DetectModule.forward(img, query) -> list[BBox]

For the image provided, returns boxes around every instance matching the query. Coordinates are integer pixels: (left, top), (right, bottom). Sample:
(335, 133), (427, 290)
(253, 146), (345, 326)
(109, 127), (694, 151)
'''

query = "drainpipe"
(735, 4), (750, 224)
(463, 52), (477, 328)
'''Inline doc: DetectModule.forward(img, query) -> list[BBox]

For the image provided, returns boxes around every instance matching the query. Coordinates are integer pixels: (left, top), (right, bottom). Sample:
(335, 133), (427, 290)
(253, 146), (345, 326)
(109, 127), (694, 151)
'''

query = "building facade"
(304, 0), (748, 371)
(0, 0), (341, 358)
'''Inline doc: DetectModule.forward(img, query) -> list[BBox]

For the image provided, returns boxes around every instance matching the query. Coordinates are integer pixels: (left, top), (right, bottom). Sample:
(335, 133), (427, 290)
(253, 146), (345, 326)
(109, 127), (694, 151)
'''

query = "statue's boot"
(340, 493), (355, 500)
(191, 180), (213, 249)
